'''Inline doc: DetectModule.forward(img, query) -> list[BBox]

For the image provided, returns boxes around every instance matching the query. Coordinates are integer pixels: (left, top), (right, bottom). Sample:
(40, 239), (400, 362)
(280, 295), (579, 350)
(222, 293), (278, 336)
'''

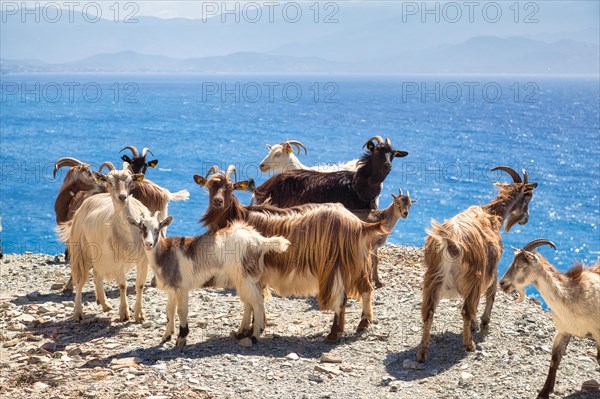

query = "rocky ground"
(1, 246), (598, 399)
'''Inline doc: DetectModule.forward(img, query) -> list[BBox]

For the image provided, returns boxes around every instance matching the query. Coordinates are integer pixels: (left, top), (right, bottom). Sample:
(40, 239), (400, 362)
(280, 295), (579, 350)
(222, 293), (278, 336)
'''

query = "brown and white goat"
(259, 140), (359, 173)
(253, 136), (408, 210)
(351, 188), (416, 287)
(127, 213), (290, 346)
(194, 166), (388, 342)
(500, 239), (600, 399)
(416, 166), (538, 362)
(57, 162), (150, 322)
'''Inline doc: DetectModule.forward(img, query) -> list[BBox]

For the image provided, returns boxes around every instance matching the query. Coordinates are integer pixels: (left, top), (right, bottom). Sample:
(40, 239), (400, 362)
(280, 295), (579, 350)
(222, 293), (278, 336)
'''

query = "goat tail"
(168, 189), (190, 202)
(56, 221), (72, 243)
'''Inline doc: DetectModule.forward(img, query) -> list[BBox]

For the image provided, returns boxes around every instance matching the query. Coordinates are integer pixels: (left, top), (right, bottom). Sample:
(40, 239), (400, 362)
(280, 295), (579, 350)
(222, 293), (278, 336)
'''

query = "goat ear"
(366, 141), (375, 152)
(126, 216), (140, 229)
(524, 183), (538, 189)
(147, 159), (158, 168)
(233, 180), (250, 191)
(391, 193), (398, 200)
(411, 199), (417, 203)
(96, 174), (107, 182)
(121, 155), (131, 162)
(193, 174), (207, 186)
(159, 216), (174, 229)
(393, 150), (409, 158)
(266, 144), (272, 150)
(282, 143), (293, 154)
(132, 173), (144, 182)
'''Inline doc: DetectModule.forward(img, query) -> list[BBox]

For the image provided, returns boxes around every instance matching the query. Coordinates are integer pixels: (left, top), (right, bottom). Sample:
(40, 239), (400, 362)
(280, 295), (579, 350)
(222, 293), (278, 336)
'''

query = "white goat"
(259, 140), (358, 173)
(127, 213), (290, 347)
(57, 162), (151, 322)
(500, 239), (600, 399)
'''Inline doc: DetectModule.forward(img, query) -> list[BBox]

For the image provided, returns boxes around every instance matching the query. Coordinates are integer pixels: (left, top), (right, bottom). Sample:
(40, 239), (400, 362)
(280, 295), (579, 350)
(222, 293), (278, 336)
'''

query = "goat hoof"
(356, 319), (371, 332)
(251, 336), (258, 345)
(374, 281), (384, 289)
(415, 349), (427, 363)
(160, 335), (172, 344)
(101, 305), (113, 312)
(175, 337), (187, 347)
(62, 286), (74, 294)
(119, 312), (131, 322)
(536, 391), (550, 399)
(325, 332), (340, 344)
(73, 314), (83, 321)
(150, 276), (157, 288)
(234, 330), (252, 340)
(480, 321), (490, 334)
(464, 340), (476, 352)
(134, 311), (146, 323)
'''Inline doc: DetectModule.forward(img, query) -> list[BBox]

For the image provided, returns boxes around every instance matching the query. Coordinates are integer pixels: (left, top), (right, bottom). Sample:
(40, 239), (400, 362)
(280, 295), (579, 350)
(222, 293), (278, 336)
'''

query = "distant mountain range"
(1, 3), (598, 75)
(2, 35), (598, 75)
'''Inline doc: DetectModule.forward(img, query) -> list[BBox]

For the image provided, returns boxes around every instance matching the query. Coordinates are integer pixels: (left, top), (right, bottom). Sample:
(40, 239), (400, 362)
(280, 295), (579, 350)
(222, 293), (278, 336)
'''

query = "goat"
(351, 188), (416, 287)
(120, 145), (158, 175)
(416, 166), (538, 362)
(500, 239), (600, 399)
(57, 162), (151, 322)
(194, 165), (388, 342)
(259, 140), (358, 174)
(127, 213), (290, 346)
(54, 155), (189, 291)
(253, 136), (408, 210)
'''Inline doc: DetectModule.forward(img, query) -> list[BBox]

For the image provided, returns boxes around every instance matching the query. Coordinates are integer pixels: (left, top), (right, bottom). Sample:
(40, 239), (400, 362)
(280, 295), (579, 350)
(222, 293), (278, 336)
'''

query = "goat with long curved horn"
(523, 239), (557, 252)
(226, 165), (237, 182)
(54, 157), (87, 178)
(99, 161), (116, 174)
(363, 135), (385, 148)
(204, 165), (220, 179)
(141, 148), (154, 158)
(120, 146), (139, 157)
(284, 140), (308, 155)
(491, 166), (523, 183)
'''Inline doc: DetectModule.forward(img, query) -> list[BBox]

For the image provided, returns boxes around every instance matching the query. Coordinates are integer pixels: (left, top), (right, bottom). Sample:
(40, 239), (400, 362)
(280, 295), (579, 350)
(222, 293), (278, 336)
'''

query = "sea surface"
(1, 75), (598, 299)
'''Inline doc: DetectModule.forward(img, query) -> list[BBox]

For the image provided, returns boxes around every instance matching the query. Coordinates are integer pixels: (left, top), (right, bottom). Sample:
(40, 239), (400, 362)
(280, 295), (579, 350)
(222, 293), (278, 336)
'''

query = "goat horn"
(99, 161), (116, 173)
(284, 140), (307, 155)
(523, 239), (557, 252)
(363, 136), (384, 149)
(53, 157), (85, 178)
(141, 147), (153, 158)
(226, 165), (237, 182)
(491, 166), (522, 183)
(123, 162), (133, 173)
(204, 165), (220, 179)
(522, 168), (529, 184)
(120, 146), (139, 157)
(398, 187), (403, 196)
(385, 137), (391, 146)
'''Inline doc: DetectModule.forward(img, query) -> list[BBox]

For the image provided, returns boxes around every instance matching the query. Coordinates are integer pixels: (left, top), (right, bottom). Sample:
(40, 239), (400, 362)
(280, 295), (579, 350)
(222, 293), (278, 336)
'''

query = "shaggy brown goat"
(253, 136), (408, 210)
(351, 188), (416, 287)
(194, 166), (388, 342)
(500, 239), (600, 399)
(416, 166), (538, 362)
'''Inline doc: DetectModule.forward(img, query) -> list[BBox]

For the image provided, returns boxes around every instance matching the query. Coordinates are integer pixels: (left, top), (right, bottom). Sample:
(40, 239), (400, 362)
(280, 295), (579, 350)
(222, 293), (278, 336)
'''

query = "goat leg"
(416, 273), (441, 362)
(175, 290), (189, 347)
(357, 289), (373, 332)
(480, 275), (497, 333)
(538, 332), (570, 399)
(161, 293), (177, 344)
(235, 303), (254, 339)
(461, 288), (481, 352)
(326, 294), (347, 343)
(371, 253), (384, 288)
(93, 273), (112, 312)
(597, 343), (600, 366)
(133, 262), (148, 322)
(116, 272), (131, 322)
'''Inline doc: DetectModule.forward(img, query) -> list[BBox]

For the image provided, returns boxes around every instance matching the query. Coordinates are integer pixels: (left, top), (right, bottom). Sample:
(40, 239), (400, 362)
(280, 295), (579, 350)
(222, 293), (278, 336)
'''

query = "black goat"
(253, 136), (408, 210)
(120, 146), (158, 175)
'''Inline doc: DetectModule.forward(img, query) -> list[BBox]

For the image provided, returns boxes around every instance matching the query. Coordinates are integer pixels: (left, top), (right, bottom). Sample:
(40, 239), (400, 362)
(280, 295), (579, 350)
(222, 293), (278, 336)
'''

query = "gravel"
(1, 247), (598, 399)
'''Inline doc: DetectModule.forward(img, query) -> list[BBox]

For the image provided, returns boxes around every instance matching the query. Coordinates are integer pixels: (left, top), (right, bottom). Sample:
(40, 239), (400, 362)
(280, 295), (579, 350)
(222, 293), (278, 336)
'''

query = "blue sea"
(1, 75), (599, 297)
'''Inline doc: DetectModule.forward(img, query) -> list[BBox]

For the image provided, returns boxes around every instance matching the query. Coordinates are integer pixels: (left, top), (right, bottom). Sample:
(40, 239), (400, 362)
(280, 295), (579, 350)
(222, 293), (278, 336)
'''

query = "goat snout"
(144, 241), (154, 250)
(384, 162), (392, 171)
(402, 211), (408, 218)
(213, 197), (224, 207)
(519, 214), (529, 225)
(118, 194), (127, 202)
(499, 279), (510, 291)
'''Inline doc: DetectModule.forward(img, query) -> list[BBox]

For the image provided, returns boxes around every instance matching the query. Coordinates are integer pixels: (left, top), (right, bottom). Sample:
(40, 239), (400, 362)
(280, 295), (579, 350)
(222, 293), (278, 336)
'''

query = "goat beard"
(504, 214), (521, 232)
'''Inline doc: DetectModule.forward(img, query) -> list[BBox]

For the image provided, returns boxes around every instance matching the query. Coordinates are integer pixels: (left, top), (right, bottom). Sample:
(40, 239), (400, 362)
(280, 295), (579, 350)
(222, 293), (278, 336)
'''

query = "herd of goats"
(49, 137), (599, 398)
